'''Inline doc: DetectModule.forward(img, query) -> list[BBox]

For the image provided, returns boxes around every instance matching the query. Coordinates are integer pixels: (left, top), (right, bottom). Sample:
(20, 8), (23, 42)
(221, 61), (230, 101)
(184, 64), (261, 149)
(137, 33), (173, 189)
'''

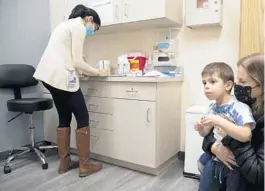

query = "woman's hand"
(98, 68), (109, 76)
(212, 141), (238, 170)
(78, 72), (86, 77)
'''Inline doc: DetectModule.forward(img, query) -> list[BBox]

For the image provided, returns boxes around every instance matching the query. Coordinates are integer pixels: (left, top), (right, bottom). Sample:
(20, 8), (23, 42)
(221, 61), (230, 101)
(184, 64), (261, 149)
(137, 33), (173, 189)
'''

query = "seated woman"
(202, 53), (264, 191)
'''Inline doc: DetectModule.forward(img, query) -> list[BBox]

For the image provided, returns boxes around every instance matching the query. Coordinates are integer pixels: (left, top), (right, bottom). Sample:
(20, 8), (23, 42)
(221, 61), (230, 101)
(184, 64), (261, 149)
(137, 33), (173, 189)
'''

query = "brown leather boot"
(76, 127), (102, 177)
(57, 128), (78, 174)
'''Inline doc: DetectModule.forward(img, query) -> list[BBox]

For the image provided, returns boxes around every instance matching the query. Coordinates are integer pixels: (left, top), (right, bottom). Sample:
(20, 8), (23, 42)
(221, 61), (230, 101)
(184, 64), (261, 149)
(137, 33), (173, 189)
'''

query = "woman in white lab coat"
(34, 4), (108, 177)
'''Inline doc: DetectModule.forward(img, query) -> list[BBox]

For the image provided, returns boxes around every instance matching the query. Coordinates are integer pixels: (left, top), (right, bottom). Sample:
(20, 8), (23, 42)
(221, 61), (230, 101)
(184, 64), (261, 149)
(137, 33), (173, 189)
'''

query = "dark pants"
(198, 152), (212, 174)
(42, 82), (89, 128)
(199, 158), (246, 191)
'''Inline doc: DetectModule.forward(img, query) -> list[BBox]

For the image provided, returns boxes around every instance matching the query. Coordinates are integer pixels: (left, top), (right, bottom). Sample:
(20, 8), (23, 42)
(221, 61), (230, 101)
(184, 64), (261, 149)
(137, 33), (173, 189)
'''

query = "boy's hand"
(194, 121), (203, 132)
(201, 114), (224, 127)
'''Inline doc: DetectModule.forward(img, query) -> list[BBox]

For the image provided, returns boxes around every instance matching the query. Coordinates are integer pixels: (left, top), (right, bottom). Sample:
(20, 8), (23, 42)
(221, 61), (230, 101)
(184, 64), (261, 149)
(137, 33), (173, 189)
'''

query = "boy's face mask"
(234, 84), (259, 106)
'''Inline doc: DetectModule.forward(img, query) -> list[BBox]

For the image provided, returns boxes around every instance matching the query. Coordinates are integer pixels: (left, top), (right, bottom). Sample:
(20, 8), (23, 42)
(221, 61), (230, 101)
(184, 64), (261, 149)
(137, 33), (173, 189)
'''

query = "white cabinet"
(185, 0), (223, 27)
(123, 0), (165, 23)
(81, 79), (182, 173)
(49, 0), (182, 33)
(44, 77), (183, 174)
(113, 99), (156, 167)
(89, 0), (122, 26)
(91, 0), (176, 26)
(121, 0), (181, 26)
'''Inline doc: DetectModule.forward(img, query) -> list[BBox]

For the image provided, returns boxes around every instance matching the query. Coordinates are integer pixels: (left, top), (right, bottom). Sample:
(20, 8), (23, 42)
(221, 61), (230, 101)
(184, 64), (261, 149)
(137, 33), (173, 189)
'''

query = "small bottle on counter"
(123, 60), (130, 75)
(143, 56), (153, 74)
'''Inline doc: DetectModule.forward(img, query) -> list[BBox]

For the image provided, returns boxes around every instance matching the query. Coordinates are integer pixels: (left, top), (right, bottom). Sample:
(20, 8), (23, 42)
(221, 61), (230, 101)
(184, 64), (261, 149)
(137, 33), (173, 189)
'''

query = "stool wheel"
(42, 163), (48, 170)
(4, 165), (11, 174)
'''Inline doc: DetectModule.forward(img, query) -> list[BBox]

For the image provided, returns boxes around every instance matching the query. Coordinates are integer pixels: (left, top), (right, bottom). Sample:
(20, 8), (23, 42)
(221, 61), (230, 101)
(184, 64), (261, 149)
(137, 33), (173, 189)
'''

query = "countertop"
(79, 75), (183, 83)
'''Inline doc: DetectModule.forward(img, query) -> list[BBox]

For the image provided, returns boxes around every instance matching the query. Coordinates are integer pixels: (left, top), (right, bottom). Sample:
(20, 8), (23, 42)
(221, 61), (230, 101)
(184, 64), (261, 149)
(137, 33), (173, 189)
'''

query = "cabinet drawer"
(89, 112), (113, 131)
(85, 97), (113, 114)
(81, 81), (111, 97)
(111, 82), (156, 101)
(69, 113), (113, 148)
(90, 128), (115, 157)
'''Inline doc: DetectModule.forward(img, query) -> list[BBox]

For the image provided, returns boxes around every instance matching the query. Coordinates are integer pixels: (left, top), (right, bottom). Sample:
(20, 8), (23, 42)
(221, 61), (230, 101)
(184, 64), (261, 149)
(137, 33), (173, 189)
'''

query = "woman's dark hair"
(68, 4), (101, 27)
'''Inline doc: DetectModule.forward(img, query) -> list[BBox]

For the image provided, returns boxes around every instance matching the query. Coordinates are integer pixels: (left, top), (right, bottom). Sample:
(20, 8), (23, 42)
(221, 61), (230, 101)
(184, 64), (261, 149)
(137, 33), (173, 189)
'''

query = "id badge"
(67, 71), (77, 89)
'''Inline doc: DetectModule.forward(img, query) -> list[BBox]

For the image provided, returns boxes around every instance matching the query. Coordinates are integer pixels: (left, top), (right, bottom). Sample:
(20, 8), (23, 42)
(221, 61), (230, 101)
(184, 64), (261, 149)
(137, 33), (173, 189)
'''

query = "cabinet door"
(123, 0), (165, 23)
(90, 0), (122, 26)
(185, 0), (222, 27)
(43, 94), (58, 144)
(113, 99), (156, 168)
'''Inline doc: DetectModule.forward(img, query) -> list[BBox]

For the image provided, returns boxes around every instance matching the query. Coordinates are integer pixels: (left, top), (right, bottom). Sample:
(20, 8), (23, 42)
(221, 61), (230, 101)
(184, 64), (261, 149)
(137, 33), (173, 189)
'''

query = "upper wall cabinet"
(87, 0), (122, 26)
(88, 0), (182, 33)
(51, 0), (182, 34)
(123, 0), (166, 23)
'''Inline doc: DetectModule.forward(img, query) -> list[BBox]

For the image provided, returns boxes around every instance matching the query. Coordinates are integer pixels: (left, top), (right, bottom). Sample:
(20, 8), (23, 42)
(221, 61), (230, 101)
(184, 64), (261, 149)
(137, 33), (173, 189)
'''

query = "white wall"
(82, 0), (241, 151)
(178, 0), (241, 150)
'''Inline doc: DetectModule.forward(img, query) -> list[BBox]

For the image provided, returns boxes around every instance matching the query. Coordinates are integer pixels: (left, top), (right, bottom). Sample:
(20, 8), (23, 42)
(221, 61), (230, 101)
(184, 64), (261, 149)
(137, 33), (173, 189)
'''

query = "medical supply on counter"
(98, 60), (111, 75)
(128, 56), (147, 72)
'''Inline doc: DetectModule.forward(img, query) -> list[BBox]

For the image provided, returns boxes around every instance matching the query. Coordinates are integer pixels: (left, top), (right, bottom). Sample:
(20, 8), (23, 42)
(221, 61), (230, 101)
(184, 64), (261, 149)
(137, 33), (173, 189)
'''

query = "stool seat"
(7, 98), (53, 113)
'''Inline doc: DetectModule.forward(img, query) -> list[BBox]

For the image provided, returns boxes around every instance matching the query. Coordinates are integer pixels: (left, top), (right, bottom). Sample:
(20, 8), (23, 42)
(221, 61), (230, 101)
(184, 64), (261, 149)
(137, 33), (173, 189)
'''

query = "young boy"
(195, 62), (256, 191)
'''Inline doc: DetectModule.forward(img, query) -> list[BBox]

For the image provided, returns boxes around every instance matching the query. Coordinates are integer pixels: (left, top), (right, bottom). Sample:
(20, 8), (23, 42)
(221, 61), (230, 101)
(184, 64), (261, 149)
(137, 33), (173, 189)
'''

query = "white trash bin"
(184, 105), (208, 179)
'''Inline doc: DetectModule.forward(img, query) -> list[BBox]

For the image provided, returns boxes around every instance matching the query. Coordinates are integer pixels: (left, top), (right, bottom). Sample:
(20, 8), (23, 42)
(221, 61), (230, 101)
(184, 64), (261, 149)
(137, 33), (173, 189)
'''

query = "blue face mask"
(86, 26), (94, 36)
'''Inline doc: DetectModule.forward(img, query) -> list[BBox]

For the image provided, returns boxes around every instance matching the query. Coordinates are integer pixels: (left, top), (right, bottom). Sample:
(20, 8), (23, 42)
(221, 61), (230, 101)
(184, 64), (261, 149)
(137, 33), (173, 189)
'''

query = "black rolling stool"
(0, 64), (57, 174)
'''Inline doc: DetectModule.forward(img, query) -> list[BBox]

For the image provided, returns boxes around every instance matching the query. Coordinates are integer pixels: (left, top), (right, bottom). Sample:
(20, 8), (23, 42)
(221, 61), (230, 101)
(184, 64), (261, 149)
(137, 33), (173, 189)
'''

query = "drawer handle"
(88, 104), (98, 107)
(87, 88), (98, 91)
(126, 90), (138, 93)
(88, 104), (99, 111)
(124, 2), (128, 18)
(115, 5), (119, 20)
(89, 120), (99, 128)
(147, 108), (151, 122)
(90, 134), (99, 141)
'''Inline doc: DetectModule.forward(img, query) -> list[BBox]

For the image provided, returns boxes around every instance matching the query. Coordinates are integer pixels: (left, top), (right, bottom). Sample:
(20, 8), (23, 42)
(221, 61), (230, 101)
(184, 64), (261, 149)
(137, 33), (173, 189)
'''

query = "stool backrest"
(0, 64), (38, 99)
